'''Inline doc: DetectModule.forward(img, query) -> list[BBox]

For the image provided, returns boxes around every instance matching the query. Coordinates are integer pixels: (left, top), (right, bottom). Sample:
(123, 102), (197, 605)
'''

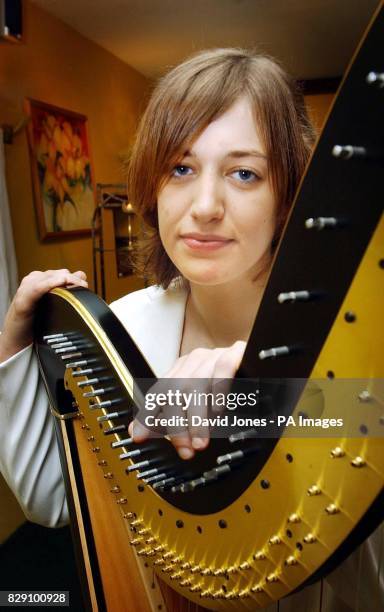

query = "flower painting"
(25, 99), (95, 239)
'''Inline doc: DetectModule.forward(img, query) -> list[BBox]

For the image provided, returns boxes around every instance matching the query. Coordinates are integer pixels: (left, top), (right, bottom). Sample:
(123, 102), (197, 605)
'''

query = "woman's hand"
(0, 269), (88, 363)
(129, 340), (246, 460)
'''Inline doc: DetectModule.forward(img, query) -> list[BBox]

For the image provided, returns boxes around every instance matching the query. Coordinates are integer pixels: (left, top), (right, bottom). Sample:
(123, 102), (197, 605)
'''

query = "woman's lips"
(181, 234), (233, 251)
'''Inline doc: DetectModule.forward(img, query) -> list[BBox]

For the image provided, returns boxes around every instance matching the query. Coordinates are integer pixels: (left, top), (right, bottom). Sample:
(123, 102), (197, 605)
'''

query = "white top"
(0, 284), (382, 610)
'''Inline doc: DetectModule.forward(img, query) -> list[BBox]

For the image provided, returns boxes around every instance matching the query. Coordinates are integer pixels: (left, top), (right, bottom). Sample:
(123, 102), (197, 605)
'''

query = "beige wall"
(0, 0), (149, 296)
(305, 92), (335, 133)
(0, 0), (150, 542)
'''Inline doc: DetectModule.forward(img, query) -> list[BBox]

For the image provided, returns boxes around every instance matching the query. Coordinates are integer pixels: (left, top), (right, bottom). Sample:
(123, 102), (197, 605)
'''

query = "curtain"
(0, 128), (18, 328)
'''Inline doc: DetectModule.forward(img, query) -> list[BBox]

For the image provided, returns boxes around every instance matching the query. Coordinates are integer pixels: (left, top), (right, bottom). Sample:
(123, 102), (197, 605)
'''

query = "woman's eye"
(172, 165), (193, 177)
(232, 169), (258, 183)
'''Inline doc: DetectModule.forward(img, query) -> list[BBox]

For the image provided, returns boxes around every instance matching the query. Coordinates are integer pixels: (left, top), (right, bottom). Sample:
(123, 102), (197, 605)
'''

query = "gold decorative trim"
(51, 288), (134, 395)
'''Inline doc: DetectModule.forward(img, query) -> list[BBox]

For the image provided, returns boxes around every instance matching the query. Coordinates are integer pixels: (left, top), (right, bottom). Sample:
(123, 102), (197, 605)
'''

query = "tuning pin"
(332, 145), (367, 160)
(358, 390), (372, 403)
(254, 551), (267, 561)
(251, 584), (264, 593)
(138, 467), (165, 480)
(111, 437), (134, 449)
(239, 561), (251, 570)
(288, 513), (301, 524)
(303, 533), (317, 544)
(203, 465), (231, 480)
(216, 450), (245, 465)
(78, 377), (112, 388)
(144, 472), (168, 484)
(72, 367), (105, 377)
(66, 359), (95, 368)
(325, 503), (340, 515)
(154, 559), (165, 566)
(89, 398), (123, 409)
(83, 387), (117, 398)
(55, 345), (86, 354)
(285, 555), (299, 566)
(229, 428), (258, 443)
(258, 345), (290, 360)
(119, 449), (142, 460)
(351, 456), (366, 468)
(153, 476), (178, 490)
(330, 446), (345, 458)
(43, 333), (65, 340)
(305, 217), (338, 230)
(277, 290), (311, 304)
(180, 562), (191, 570)
(126, 459), (158, 473)
(97, 410), (129, 422)
(153, 545), (165, 553)
(216, 448), (258, 465)
(50, 340), (76, 349)
(176, 478), (204, 493)
(130, 537), (143, 546)
(103, 424), (127, 436)
(366, 71), (384, 88)
(162, 551), (174, 561)
(61, 352), (83, 361)
(212, 590), (225, 600)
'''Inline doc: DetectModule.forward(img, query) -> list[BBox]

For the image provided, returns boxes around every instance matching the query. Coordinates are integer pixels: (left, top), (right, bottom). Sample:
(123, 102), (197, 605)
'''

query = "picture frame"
(25, 98), (96, 240)
(0, 0), (23, 43)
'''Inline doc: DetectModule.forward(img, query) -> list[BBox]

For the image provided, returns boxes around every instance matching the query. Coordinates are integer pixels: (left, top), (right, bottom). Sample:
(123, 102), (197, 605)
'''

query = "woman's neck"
(181, 267), (270, 353)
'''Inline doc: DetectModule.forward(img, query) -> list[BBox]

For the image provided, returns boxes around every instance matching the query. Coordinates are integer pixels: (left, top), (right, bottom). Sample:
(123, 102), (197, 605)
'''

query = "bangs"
(146, 53), (250, 182)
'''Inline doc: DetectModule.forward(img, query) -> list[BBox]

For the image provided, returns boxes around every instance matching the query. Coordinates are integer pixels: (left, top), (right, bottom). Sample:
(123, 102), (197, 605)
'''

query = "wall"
(305, 92), (335, 133)
(0, 0), (150, 297)
(0, 0), (150, 542)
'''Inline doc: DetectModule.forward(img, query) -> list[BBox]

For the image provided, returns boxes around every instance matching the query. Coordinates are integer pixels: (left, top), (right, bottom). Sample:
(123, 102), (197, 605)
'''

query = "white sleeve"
(0, 345), (68, 527)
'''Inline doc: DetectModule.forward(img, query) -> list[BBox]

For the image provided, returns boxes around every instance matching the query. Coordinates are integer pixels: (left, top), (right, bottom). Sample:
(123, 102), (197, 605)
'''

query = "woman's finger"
(212, 341), (246, 379)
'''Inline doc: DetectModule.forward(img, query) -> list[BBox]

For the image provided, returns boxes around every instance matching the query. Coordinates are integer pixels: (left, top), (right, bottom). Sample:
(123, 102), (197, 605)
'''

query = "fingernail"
(178, 447), (194, 460)
(132, 421), (146, 440)
(192, 437), (205, 449)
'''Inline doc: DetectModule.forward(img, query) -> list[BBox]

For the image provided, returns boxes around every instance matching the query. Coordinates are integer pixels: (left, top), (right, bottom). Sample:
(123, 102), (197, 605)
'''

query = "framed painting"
(25, 99), (96, 239)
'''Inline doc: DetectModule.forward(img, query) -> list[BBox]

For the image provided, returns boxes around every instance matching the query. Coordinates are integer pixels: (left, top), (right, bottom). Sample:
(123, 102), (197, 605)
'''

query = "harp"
(34, 5), (384, 611)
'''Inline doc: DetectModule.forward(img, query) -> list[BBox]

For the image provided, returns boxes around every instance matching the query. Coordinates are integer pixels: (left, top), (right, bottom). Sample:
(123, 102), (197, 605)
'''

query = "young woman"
(0, 48), (379, 609)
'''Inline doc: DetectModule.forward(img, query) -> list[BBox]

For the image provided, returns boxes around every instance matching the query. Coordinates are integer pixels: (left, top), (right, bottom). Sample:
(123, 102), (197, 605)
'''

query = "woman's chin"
(181, 263), (234, 286)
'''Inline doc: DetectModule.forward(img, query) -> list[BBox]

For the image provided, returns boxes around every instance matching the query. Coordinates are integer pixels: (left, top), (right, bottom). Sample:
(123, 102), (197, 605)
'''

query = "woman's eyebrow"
(226, 150), (267, 160)
(182, 149), (267, 160)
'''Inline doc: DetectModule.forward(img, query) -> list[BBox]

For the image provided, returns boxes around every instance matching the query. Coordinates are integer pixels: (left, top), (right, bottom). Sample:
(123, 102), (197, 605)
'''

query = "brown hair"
(128, 48), (316, 288)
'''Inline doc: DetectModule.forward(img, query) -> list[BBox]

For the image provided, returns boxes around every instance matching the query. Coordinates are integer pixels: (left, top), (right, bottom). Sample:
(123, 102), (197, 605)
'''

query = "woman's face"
(157, 96), (277, 286)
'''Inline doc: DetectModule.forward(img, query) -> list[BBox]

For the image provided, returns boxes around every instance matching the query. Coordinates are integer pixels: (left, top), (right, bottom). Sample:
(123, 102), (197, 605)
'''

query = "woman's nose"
(190, 173), (224, 222)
